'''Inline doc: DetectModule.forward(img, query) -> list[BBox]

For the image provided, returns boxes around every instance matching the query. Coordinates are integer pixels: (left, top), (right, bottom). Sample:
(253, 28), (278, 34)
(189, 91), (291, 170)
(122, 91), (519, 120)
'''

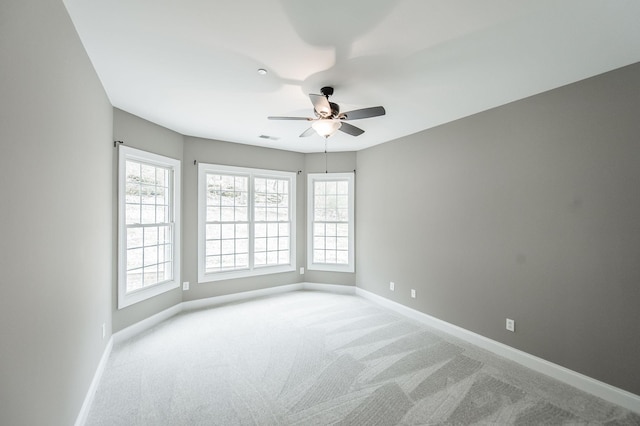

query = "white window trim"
(118, 146), (181, 309)
(198, 163), (296, 283)
(307, 172), (355, 273)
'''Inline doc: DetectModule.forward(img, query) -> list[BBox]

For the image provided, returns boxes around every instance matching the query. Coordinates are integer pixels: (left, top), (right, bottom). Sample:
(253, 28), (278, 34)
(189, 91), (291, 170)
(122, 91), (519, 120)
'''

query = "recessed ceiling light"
(257, 68), (267, 75)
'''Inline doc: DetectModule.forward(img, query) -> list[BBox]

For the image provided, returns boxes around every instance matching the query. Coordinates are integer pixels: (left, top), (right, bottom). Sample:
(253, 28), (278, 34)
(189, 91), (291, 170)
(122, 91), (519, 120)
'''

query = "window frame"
(307, 172), (355, 273)
(198, 163), (296, 283)
(117, 146), (181, 309)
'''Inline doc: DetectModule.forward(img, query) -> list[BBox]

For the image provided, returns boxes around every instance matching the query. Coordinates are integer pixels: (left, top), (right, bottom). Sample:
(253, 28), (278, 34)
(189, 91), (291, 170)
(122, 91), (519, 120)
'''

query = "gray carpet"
(87, 291), (640, 425)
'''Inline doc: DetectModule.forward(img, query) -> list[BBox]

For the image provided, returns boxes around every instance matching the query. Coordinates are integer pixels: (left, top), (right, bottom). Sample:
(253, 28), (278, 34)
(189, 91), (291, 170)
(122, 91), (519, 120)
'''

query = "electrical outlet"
(390, 281), (395, 291)
(183, 281), (190, 291)
(411, 289), (416, 298)
(101, 323), (106, 339)
(506, 318), (515, 332)
(300, 267), (305, 275)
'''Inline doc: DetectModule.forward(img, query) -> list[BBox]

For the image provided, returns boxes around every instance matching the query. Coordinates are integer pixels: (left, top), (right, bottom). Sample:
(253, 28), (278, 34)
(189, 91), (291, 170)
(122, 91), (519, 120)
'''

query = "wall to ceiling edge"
(355, 62), (640, 396)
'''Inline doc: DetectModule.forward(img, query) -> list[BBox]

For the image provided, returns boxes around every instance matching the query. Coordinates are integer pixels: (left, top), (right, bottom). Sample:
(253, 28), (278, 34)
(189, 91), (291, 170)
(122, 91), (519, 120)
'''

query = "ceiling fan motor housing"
(320, 86), (334, 97)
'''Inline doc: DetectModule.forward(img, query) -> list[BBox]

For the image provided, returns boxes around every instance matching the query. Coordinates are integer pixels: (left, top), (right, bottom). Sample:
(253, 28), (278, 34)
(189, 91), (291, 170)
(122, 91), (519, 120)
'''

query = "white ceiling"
(63, 0), (640, 153)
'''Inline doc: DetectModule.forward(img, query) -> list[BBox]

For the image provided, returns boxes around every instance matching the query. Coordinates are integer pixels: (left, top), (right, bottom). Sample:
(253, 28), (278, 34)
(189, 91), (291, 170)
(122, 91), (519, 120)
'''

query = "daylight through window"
(307, 172), (354, 273)
(118, 146), (181, 309)
(198, 164), (296, 282)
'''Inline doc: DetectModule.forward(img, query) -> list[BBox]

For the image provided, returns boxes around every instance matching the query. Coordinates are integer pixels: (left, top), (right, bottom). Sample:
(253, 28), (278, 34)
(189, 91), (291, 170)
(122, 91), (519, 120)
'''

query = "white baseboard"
(182, 283), (304, 311)
(302, 282), (357, 294)
(74, 336), (113, 426)
(355, 287), (640, 414)
(81, 282), (637, 423)
(113, 303), (183, 344)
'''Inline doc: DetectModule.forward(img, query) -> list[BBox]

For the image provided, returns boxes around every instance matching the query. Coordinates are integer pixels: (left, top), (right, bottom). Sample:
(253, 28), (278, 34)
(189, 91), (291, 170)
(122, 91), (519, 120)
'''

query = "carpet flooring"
(86, 291), (640, 425)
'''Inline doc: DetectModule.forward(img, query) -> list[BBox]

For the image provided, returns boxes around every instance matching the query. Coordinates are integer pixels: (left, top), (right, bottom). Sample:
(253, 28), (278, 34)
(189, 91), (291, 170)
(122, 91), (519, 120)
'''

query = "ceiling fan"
(268, 86), (386, 138)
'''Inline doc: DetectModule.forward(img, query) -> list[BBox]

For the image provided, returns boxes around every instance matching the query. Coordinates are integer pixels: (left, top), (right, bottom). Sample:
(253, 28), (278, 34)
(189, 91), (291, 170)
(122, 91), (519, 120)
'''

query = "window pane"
(207, 207), (220, 222)
(221, 206), (234, 221)
(126, 204), (140, 224)
(236, 224), (248, 238)
(236, 254), (248, 268)
(221, 224), (235, 239)
(221, 239), (234, 255)
(278, 237), (289, 250)
(221, 254), (235, 269)
(206, 224), (221, 239)
(254, 252), (266, 266)
(127, 269), (143, 291)
(235, 207), (247, 222)
(326, 237), (336, 250)
(141, 205), (155, 224)
(326, 181), (337, 195)
(337, 237), (349, 250)
(127, 248), (143, 270)
(236, 238), (249, 254)
(144, 246), (158, 266)
(255, 238), (266, 252)
(200, 167), (294, 278)
(277, 207), (289, 221)
(144, 227), (158, 246)
(127, 228), (143, 248)
(309, 175), (352, 271)
(206, 240), (221, 255)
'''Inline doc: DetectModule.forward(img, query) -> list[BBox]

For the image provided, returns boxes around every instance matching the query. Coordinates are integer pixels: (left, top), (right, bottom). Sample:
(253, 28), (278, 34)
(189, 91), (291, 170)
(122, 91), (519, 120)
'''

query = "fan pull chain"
(324, 137), (328, 173)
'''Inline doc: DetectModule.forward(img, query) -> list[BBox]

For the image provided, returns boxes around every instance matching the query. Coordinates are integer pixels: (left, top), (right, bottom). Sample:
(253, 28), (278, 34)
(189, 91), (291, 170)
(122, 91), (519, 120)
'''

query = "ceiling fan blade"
(268, 116), (312, 121)
(339, 122), (365, 136)
(299, 127), (316, 137)
(341, 106), (386, 120)
(309, 94), (332, 117)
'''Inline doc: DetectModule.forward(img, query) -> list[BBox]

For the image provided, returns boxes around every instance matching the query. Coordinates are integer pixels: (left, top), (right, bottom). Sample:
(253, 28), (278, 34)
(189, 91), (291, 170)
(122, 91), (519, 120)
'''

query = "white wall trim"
(182, 283), (304, 311)
(74, 337), (113, 426)
(113, 303), (183, 344)
(355, 287), (640, 414)
(302, 282), (357, 294)
(80, 283), (638, 423)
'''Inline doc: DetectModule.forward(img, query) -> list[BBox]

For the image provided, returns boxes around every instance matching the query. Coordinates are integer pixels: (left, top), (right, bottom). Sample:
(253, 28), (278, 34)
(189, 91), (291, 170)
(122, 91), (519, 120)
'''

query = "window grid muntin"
(124, 160), (174, 292)
(204, 173), (250, 273)
(312, 179), (350, 265)
(254, 176), (290, 267)
(198, 164), (296, 282)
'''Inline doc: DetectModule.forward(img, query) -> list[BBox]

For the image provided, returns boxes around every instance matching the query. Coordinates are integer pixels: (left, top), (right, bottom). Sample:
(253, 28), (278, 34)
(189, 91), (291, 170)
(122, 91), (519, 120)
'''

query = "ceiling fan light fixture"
(312, 119), (342, 138)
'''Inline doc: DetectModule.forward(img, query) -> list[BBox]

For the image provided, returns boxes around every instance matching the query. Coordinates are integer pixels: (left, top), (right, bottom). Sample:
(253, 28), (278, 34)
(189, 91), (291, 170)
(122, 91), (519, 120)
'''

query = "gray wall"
(304, 152), (357, 286)
(182, 137), (307, 300)
(110, 115), (359, 326)
(0, 0), (114, 424)
(112, 109), (185, 332)
(355, 63), (640, 395)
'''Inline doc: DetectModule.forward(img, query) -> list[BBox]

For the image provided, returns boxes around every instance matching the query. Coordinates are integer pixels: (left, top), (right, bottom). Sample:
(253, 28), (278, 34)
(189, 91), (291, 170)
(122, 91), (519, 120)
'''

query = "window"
(307, 172), (355, 272)
(198, 163), (296, 282)
(118, 146), (181, 309)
